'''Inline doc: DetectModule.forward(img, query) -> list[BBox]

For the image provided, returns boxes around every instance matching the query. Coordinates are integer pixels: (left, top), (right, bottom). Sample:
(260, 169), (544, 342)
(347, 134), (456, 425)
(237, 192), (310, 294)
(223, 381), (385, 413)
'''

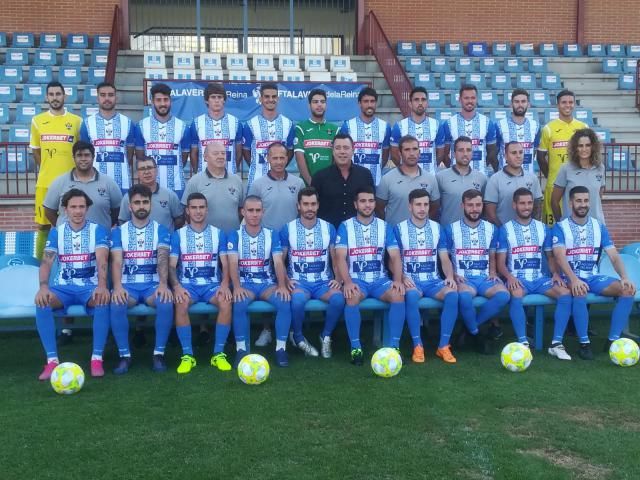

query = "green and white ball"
(50, 362), (85, 395)
(237, 354), (270, 385)
(609, 338), (639, 367)
(500, 342), (532, 372)
(371, 348), (403, 378)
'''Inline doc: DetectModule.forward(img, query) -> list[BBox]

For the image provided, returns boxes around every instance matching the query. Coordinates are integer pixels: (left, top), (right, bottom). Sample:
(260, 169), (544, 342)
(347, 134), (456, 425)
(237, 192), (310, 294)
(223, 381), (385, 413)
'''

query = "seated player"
(281, 187), (346, 359)
(496, 187), (572, 356)
(551, 186), (636, 359)
(110, 184), (174, 374)
(395, 189), (459, 364)
(169, 193), (233, 374)
(226, 195), (292, 367)
(34, 189), (111, 380)
(443, 189), (510, 351)
(334, 186), (405, 365)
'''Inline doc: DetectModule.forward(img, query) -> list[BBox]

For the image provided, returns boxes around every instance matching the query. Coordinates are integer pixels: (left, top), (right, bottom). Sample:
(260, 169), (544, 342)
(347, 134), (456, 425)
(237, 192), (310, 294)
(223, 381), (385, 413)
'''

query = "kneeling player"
(551, 186), (636, 359)
(496, 188), (572, 355)
(227, 195), (292, 367)
(395, 189), (459, 363)
(281, 187), (345, 359)
(169, 193), (233, 374)
(34, 189), (111, 379)
(335, 186), (405, 365)
(110, 184), (174, 374)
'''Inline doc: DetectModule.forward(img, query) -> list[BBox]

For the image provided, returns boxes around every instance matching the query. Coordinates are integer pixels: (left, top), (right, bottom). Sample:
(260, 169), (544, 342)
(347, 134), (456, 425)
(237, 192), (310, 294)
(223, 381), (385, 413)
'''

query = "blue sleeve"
(600, 224), (615, 250)
(134, 122), (146, 149)
(335, 223), (348, 248)
(382, 124), (391, 148)
(494, 123), (503, 151)
(218, 230), (227, 254)
(44, 227), (58, 253)
(436, 121), (450, 147)
(437, 224), (448, 251)
(496, 226), (508, 253)
(225, 230), (239, 254)
(158, 225), (171, 249)
(270, 229), (282, 255)
(79, 122), (89, 143)
(329, 224), (337, 246)
(111, 226), (122, 250)
(285, 123), (295, 149)
(489, 224), (499, 251)
(339, 121), (349, 135)
(393, 225), (402, 249)
(95, 225), (110, 249)
(125, 121), (136, 147)
(385, 223), (398, 250)
(486, 119), (497, 144)
(189, 121), (199, 148)
(550, 225), (565, 248)
(180, 124), (191, 151)
(390, 123), (401, 147)
(242, 123), (253, 149)
(442, 225), (453, 251)
(169, 231), (180, 258)
(279, 226), (289, 249)
(235, 121), (244, 143)
(543, 227), (553, 252)
(533, 124), (542, 150)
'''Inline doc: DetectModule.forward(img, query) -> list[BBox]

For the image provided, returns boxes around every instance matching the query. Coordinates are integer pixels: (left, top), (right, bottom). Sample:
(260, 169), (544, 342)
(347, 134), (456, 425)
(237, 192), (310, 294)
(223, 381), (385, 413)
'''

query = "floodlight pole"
(243, 0), (249, 53)
(289, 0), (294, 54)
(196, 0), (201, 52)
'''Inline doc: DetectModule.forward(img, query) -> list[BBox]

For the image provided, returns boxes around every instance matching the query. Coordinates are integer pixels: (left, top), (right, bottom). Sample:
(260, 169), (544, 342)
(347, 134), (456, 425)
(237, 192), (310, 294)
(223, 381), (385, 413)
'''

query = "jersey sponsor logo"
(201, 138), (231, 146)
(566, 247), (595, 256)
(353, 141), (380, 149)
(471, 139), (484, 146)
(41, 134), (74, 142)
(291, 249), (323, 257)
(239, 258), (268, 267)
(552, 141), (568, 148)
(256, 140), (276, 149)
(418, 141), (433, 148)
(58, 253), (91, 262)
(349, 246), (379, 256)
(181, 253), (214, 261)
(511, 245), (540, 254)
(456, 248), (488, 255)
(93, 139), (124, 147)
(519, 142), (534, 149)
(303, 139), (332, 148)
(146, 142), (177, 150)
(124, 250), (153, 259)
(404, 248), (435, 257)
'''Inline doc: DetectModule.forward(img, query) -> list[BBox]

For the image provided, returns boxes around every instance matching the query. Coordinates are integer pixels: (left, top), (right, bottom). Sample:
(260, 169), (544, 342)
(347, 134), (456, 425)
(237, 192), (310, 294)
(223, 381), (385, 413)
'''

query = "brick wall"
(0, 203), (37, 232)
(602, 199), (640, 247)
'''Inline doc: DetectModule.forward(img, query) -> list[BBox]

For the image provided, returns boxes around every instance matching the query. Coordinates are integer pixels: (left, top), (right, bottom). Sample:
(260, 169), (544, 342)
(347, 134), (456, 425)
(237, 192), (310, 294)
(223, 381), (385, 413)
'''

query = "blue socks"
(321, 293), (345, 339)
(551, 295), (572, 344)
(291, 291), (308, 344)
(572, 296), (590, 343)
(439, 291), (459, 348)
(35, 306), (58, 361)
(609, 296), (634, 341)
(388, 301), (406, 348)
(458, 292), (479, 335)
(91, 305), (110, 358)
(214, 323), (231, 354)
(232, 298), (251, 352)
(477, 291), (510, 326)
(110, 303), (130, 357)
(153, 300), (174, 355)
(509, 297), (527, 343)
(405, 289), (422, 347)
(176, 325), (193, 355)
(344, 304), (361, 349)
(268, 293), (291, 344)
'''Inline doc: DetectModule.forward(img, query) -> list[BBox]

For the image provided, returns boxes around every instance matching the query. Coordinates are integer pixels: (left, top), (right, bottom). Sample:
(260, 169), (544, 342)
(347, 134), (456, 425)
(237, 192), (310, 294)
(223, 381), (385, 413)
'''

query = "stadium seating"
(618, 74), (636, 90)
(0, 106), (9, 125)
(12, 32), (34, 48)
(575, 108), (593, 124)
(88, 67), (106, 84)
(330, 56), (352, 72)
(309, 71), (331, 82)
(5, 49), (29, 66)
(0, 33), (6, 48)
(304, 56), (326, 72)
(81, 106), (99, 118)
(435, 110), (454, 122)
(396, 41), (417, 56)
(420, 42), (440, 56)
(253, 54), (275, 71)
(465, 73), (486, 89)
(587, 44), (606, 57)
(620, 243), (640, 259)
(200, 53), (222, 70)
(530, 91), (551, 108)
(22, 85), (45, 103)
(0, 85), (17, 103)
(27, 67), (53, 84)
(427, 91), (446, 108)
(490, 73), (511, 89)
(478, 90), (498, 107)
(430, 57), (449, 73)
(94, 35), (110, 49)
(628, 45), (640, 58)
(145, 68), (168, 80)
(608, 44), (625, 57)
(504, 58), (523, 73)
(335, 72), (358, 82)
(201, 69), (224, 81)
(174, 70), (196, 80)
(440, 73), (461, 90)
(563, 43), (582, 56)
(539, 43), (559, 56)
(59, 66), (82, 85)
(467, 42), (488, 57)
(143, 51), (167, 69)
(490, 109), (509, 122)
(256, 70), (278, 81)
(282, 71), (304, 81)
(64, 86), (78, 104)
(67, 33), (89, 49)
(541, 73), (561, 89)
(173, 52), (196, 69)
(516, 73), (536, 89)
(593, 127), (611, 143)
(62, 50), (86, 67)
(0, 67), (23, 85)
(515, 43), (535, 56)
(444, 42), (463, 56)
(607, 150), (632, 171)
(8, 125), (30, 142)
(492, 42), (511, 56)
(90, 51), (108, 67)
(278, 55), (300, 71)
(228, 70), (251, 81)
(414, 73), (435, 89)
(454, 57), (474, 73)
(40, 33), (62, 49)
(0, 146), (29, 173)
(602, 59), (622, 73)
(34, 50), (57, 66)
(405, 57), (425, 73)
(528, 57), (547, 73)
(623, 59), (637, 73)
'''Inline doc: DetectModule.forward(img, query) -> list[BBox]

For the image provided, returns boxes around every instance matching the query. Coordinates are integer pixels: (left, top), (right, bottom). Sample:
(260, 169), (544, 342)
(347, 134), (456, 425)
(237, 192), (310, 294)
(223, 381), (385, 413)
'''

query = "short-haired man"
(484, 141), (543, 226)
(436, 84), (498, 176)
(190, 82), (243, 174)
(242, 83), (295, 190)
(294, 88), (338, 185)
(110, 184), (174, 374)
(496, 188), (572, 352)
(339, 87), (391, 186)
(495, 88), (540, 173)
(551, 186), (636, 359)
(169, 193), (233, 374)
(335, 186), (405, 365)
(80, 82), (136, 193)
(390, 86), (442, 175)
(395, 189), (459, 363)
(135, 83), (191, 199)
(281, 187), (346, 358)
(31, 81), (83, 259)
(436, 136), (487, 226)
(376, 135), (440, 226)
(34, 189), (111, 380)
(226, 196), (292, 367)
(119, 157), (183, 231)
(43, 140), (122, 230)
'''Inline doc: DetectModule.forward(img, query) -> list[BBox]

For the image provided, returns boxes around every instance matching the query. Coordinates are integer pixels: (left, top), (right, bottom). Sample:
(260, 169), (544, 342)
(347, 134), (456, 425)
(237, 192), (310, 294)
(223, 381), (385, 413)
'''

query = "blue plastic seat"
(93, 35), (110, 49)
(0, 67), (23, 85)
(59, 66), (82, 85)
(492, 42), (511, 57)
(618, 74), (636, 90)
(541, 72), (561, 89)
(543, 109), (560, 123)
(34, 50), (57, 66)
(574, 108), (593, 125)
(39, 33), (62, 48)
(587, 44), (606, 57)
(465, 73), (486, 89)
(504, 58), (523, 72)
(88, 67), (106, 84)
(444, 42), (463, 56)
(607, 44), (625, 57)
(434, 110), (454, 122)
(440, 73), (461, 90)
(628, 45), (640, 58)
(405, 57), (425, 73)
(414, 73), (436, 89)
(0, 85), (17, 103)
(602, 59), (622, 73)
(528, 57), (547, 73)
(12, 32), (34, 48)
(22, 84), (45, 103)
(429, 57), (449, 73)
(515, 43), (535, 56)
(620, 242), (640, 258)
(5, 49), (29, 66)
(467, 42), (488, 57)
(64, 86), (78, 104)
(530, 91), (551, 108)
(427, 91), (447, 108)
(539, 43), (559, 57)
(490, 73), (511, 90)
(9, 125), (31, 142)
(606, 150), (631, 171)
(478, 90), (499, 107)
(67, 33), (89, 49)
(0, 145), (29, 173)
(490, 109), (509, 122)
(503, 90), (513, 107)
(81, 106), (100, 118)
(0, 33), (6, 48)
(0, 105), (9, 124)
(397, 41), (417, 56)
(90, 51), (108, 67)
(623, 59), (638, 73)
(27, 66), (53, 84)
(563, 43), (582, 56)
(16, 104), (39, 124)
(62, 50), (85, 66)
(516, 73), (536, 89)
(454, 57), (475, 73)
(593, 127), (611, 143)
(84, 86), (98, 103)
(479, 57), (499, 72)
(420, 42), (440, 56)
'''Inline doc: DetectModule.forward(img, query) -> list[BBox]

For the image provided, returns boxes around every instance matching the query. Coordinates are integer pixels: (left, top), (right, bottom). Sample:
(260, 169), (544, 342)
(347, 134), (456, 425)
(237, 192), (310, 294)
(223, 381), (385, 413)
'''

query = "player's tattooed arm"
(35, 250), (56, 307)
(168, 256), (180, 288)
(92, 248), (111, 305)
(157, 247), (169, 286)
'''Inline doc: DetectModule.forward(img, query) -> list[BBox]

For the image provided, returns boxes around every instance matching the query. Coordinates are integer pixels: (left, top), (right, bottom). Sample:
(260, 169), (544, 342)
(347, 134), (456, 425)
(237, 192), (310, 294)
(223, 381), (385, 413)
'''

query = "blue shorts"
(182, 282), (220, 303)
(464, 275), (501, 296)
(124, 283), (160, 304)
(584, 275), (618, 295)
(241, 282), (276, 299)
(353, 277), (393, 300)
(294, 280), (332, 299)
(520, 277), (554, 295)
(51, 284), (96, 312)
(415, 279), (447, 298)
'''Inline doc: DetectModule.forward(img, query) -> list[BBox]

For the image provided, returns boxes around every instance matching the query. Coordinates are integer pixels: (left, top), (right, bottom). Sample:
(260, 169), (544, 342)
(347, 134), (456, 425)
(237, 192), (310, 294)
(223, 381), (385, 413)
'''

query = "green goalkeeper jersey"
(294, 119), (338, 177)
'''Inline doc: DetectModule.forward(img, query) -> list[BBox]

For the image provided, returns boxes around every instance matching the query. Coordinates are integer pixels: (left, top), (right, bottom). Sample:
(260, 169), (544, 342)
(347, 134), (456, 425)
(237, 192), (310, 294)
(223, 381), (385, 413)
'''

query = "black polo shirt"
(311, 163), (375, 228)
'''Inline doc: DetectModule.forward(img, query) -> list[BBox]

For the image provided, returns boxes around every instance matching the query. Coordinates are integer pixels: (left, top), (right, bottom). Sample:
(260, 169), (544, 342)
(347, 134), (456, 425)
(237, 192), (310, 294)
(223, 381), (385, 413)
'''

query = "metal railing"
(636, 59), (640, 109)
(363, 11), (412, 117)
(603, 144), (640, 193)
(106, 5), (124, 84)
(0, 143), (36, 199)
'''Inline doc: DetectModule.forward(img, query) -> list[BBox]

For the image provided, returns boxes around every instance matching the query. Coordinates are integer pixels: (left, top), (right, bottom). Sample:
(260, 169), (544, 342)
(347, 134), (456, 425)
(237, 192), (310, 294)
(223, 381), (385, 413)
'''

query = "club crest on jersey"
(473, 182), (481, 190)
(97, 187), (107, 197)
(596, 174), (603, 182)
(288, 186), (297, 194)
(526, 181), (533, 189)
(65, 122), (73, 131)
(228, 187), (237, 195)
(196, 241), (204, 250)
(227, 241), (234, 250)
(159, 200), (168, 208)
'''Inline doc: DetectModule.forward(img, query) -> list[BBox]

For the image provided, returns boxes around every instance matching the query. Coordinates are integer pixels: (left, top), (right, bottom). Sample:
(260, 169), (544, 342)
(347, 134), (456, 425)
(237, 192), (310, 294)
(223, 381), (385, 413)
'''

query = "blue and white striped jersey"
(444, 219), (498, 278)
(340, 117), (391, 185)
(551, 217), (614, 280)
(111, 220), (171, 285)
(335, 217), (397, 283)
(80, 113), (136, 191)
(45, 221), (109, 287)
(170, 224), (226, 285)
(497, 219), (550, 281)
(495, 117), (541, 173)
(394, 219), (447, 283)
(390, 117), (443, 175)
(225, 226), (282, 285)
(134, 115), (191, 193)
(280, 218), (336, 283)
(190, 113), (243, 174)
(242, 114), (295, 189)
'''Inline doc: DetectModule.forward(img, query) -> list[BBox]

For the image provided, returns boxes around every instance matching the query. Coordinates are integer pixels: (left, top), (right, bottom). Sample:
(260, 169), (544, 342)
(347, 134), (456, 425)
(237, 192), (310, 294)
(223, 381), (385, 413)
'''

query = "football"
(50, 362), (85, 395)
(237, 354), (270, 385)
(500, 342), (532, 372)
(609, 338), (639, 367)
(371, 348), (402, 378)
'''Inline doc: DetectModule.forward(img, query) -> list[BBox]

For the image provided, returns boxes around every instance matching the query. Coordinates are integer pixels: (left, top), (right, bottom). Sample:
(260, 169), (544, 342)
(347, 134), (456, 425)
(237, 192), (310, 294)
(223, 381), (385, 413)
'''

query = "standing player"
(242, 83), (295, 190)
(340, 87), (391, 186)
(551, 186), (636, 359)
(495, 88), (540, 173)
(334, 186), (405, 365)
(135, 83), (191, 199)
(34, 189), (110, 379)
(190, 82), (243, 174)
(395, 189), (459, 363)
(281, 187), (346, 358)
(294, 88), (338, 185)
(436, 84), (498, 176)
(443, 190), (510, 349)
(110, 184), (174, 374)
(390, 86), (442, 175)
(80, 82), (136, 193)
(31, 81), (83, 259)
(496, 188), (572, 353)
(537, 90), (588, 226)
(169, 193), (233, 374)
(226, 196), (292, 367)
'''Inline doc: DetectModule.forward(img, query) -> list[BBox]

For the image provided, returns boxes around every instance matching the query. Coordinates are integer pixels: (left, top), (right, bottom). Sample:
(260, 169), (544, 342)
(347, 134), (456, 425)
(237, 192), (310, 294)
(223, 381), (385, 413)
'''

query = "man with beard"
(109, 184), (174, 374)
(495, 88), (540, 173)
(339, 87), (391, 186)
(390, 87), (442, 175)
(496, 188), (572, 353)
(80, 82), (136, 193)
(334, 186), (405, 365)
(135, 83), (191, 199)
(31, 81), (83, 259)
(551, 186), (636, 359)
